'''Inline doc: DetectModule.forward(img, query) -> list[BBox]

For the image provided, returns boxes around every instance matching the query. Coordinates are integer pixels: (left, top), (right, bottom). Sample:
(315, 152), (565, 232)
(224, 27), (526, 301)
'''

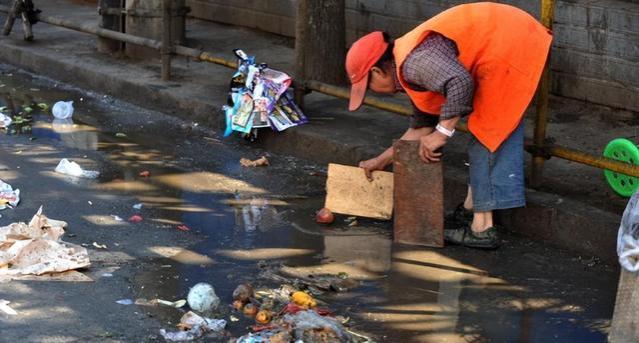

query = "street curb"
(0, 39), (620, 263)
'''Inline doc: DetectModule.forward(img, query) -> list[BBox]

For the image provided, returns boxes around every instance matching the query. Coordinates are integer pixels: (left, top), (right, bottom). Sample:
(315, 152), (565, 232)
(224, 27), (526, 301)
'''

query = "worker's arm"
(359, 126), (433, 180)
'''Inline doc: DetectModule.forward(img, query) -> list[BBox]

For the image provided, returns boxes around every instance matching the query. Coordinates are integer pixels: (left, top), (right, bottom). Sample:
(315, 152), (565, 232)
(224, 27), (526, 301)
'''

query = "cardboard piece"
(325, 163), (393, 220)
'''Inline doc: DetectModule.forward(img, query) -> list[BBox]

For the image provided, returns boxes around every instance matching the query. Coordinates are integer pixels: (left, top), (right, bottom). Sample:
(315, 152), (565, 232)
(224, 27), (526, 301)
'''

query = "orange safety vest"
(394, 2), (552, 152)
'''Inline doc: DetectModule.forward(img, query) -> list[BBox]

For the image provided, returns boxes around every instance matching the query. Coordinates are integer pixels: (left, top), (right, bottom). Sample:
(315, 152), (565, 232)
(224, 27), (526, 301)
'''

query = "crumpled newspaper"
(0, 207), (90, 276)
(0, 179), (20, 210)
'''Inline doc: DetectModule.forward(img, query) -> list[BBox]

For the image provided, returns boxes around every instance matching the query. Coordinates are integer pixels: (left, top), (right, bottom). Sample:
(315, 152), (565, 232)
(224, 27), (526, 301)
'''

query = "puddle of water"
(0, 67), (613, 342)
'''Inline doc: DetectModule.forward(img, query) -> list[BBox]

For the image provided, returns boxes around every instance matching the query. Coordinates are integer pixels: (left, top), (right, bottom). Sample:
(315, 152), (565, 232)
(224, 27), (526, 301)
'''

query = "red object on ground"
(315, 208), (334, 224)
(177, 225), (190, 231)
(128, 215), (143, 223)
(251, 324), (277, 332)
(279, 303), (334, 317)
(139, 170), (151, 177)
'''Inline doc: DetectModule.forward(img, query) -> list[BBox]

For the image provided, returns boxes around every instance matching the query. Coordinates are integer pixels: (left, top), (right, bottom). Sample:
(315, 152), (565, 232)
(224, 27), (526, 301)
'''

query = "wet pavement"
(0, 66), (619, 342)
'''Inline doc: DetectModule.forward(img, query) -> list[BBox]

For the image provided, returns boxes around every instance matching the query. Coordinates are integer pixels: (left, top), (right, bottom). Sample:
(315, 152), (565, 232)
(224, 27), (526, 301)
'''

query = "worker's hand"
(359, 157), (386, 181)
(419, 131), (447, 163)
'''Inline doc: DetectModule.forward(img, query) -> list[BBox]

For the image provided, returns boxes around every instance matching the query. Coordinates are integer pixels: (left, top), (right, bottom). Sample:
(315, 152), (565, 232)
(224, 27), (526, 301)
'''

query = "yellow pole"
(531, 0), (555, 188)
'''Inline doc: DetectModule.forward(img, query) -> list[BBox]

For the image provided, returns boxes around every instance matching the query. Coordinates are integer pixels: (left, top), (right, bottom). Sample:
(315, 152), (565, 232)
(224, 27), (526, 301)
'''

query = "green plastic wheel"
(604, 138), (639, 197)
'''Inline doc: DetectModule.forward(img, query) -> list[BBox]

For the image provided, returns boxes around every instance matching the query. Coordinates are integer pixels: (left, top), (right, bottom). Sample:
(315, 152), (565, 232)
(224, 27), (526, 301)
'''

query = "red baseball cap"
(346, 31), (389, 111)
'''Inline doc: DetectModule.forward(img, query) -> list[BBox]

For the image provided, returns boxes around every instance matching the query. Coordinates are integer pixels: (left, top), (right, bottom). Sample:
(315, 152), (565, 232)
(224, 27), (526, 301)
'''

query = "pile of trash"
(223, 49), (307, 140)
(0, 179), (20, 210)
(153, 274), (372, 342)
(232, 282), (373, 343)
(0, 207), (90, 277)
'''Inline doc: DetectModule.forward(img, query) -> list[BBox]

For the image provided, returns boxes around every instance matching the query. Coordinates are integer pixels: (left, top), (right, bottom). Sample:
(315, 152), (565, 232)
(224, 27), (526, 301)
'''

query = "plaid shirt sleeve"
(402, 33), (474, 121)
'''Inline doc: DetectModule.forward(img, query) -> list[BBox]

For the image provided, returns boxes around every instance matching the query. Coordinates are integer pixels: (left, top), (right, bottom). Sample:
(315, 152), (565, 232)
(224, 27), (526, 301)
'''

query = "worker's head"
(346, 31), (396, 111)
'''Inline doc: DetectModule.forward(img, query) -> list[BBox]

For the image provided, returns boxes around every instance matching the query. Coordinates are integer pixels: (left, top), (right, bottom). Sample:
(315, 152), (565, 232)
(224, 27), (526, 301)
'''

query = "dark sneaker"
(444, 226), (500, 249)
(445, 203), (473, 227)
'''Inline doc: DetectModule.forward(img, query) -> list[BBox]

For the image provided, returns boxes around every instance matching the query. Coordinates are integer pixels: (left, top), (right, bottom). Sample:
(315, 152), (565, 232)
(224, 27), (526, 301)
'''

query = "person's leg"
(445, 121), (525, 248)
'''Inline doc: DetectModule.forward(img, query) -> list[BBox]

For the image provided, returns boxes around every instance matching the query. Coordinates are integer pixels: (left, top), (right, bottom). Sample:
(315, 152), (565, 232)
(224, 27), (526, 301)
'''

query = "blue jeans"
(468, 121), (525, 212)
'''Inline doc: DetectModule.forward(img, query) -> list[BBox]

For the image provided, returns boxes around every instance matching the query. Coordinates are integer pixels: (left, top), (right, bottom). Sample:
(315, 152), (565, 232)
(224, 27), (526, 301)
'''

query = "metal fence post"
(531, 0), (555, 188)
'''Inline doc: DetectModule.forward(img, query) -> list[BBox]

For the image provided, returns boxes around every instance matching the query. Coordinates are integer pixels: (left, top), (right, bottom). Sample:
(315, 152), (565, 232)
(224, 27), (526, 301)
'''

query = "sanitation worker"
(346, 3), (552, 249)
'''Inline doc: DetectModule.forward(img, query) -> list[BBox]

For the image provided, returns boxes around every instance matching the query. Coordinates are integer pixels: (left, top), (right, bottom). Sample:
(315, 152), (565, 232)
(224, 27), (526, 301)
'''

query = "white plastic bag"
(54, 159), (99, 179)
(618, 190), (639, 271)
(52, 101), (74, 119)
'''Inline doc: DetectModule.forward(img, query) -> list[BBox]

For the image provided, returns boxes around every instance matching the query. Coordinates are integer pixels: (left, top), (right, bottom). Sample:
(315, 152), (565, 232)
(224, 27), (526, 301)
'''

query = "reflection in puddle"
(232, 197), (284, 232)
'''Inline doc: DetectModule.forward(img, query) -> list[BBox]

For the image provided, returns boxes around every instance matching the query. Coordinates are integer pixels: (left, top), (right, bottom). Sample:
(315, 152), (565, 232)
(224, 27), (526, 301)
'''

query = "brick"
(551, 47), (639, 89)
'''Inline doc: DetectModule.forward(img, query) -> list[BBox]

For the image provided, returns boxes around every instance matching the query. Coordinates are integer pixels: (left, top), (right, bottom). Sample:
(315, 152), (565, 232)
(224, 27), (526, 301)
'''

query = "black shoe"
(444, 226), (500, 249)
(445, 203), (473, 227)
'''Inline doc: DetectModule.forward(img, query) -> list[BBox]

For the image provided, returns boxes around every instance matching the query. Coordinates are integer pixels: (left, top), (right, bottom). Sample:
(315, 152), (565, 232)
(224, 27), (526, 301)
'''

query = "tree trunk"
(295, 0), (346, 87)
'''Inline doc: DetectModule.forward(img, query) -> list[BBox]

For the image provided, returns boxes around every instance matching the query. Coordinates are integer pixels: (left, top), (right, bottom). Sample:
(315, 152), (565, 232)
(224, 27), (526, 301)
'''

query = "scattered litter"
(132, 203), (143, 210)
(115, 132), (127, 138)
(177, 225), (190, 232)
(102, 273), (113, 278)
(0, 113), (12, 128)
(160, 311), (226, 341)
(0, 207), (90, 277)
(255, 309), (273, 324)
(51, 101), (74, 119)
(29, 88), (39, 92)
(92, 242), (107, 249)
(128, 215), (143, 223)
(316, 207), (334, 224)
(187, 282), (220, 312)
(112, 215), (123, 222)
(291, 291), (316, 309)
(55, 159), (100, 179)
(116, 299), (134, 305)
(240, 156), (269, 168)
(157, 299), (187, 308)
(139, 170), (150, 177)
(37, 103), (49, 111)
(87, 201), (93, 205)
(230, 315), (239, 322)
(348, 219), (358, 227)
(0, 179), (20, 210)
(233, 283), (254, 303)
(0, 299), (17, 315)
(23, 106), (33, 114)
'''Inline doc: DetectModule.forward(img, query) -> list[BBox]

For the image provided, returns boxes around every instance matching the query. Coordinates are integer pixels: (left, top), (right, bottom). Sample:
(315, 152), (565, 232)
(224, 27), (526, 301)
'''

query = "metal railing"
(1, 1), (639, 180)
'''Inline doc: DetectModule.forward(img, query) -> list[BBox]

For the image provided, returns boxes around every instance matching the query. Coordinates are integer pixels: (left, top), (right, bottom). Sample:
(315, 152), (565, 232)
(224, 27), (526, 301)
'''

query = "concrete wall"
(186, 0), (639, 112)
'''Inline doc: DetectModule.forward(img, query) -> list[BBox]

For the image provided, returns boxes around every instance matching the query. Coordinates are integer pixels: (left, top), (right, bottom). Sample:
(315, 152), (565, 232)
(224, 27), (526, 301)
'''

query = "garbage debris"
(618, 190), (639, 271)
(37, 103), (49, 111)
(128, 215), (143, 223)
(231, 279), (372, 343)
(132, 203), (143, 209)
(160, 311), (226, 342)
(240, 156), (269, 168)
(156, 299), (187, 308)
(0, 179), (20, 210)
(316, 207), (335, 224)
(0, 207), (90, 276)
(0, 299), (17, 315)
(54, 158), (100, 179)
(112, 215), (123, 222)
(51, 100), (74, 119)
(115, 132), (127, 138)
(116, 299), (134, 305)
(92, 242), (107, 249)
(0, 113), (12, 128)
(187, 282), (220, 312)
(177, 225), (190, 232)
(223, 49), (307, 140)
(139, 170), (151, 177)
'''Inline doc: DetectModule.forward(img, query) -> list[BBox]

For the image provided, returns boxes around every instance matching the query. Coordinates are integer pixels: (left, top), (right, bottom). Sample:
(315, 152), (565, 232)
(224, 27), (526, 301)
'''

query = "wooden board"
(325, 163), (393, 220)
(393, 140), (444, 247)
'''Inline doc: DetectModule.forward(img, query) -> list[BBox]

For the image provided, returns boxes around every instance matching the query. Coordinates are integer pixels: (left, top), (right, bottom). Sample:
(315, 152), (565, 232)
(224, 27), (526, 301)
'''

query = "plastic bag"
(52, 101), (74, 119)
(0, 179), (20, 210)
(54, 159), (100, 179)
(618, 189), (639, 271)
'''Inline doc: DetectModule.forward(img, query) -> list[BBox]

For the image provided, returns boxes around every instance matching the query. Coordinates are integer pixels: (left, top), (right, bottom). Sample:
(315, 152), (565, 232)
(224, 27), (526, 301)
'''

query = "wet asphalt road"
(0, 66), (619, 342)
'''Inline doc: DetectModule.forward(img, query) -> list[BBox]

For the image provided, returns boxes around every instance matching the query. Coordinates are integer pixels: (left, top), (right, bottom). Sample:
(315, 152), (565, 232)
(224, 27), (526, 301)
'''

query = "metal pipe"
(546, 145), (639, 178)
(531, 0), (556, 188)
(3, 5), (638, 180)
